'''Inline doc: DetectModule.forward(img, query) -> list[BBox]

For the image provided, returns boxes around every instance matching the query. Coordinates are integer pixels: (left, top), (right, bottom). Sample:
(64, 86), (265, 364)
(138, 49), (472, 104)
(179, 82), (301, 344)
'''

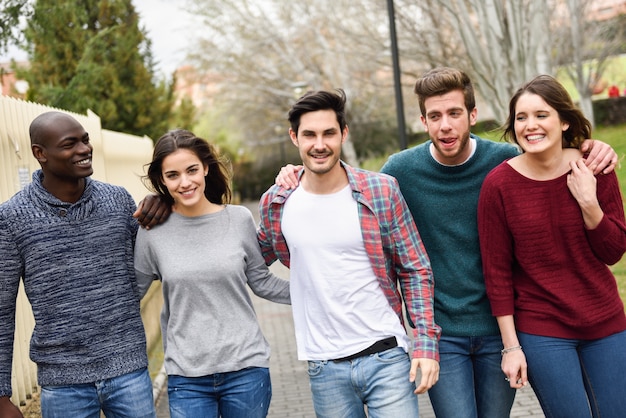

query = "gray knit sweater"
(0, 171), (148, 397)
(134, 205), (290, 377)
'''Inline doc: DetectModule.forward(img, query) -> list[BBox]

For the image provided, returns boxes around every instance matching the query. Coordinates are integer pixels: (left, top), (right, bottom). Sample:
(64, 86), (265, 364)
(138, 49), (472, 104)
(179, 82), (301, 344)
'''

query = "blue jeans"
(427, 335), (515, 418)
(519, 330), (626, 418)
(167, 367), (271, 418)
(40, 367), (155, 418)
(307, 347), (419, 418)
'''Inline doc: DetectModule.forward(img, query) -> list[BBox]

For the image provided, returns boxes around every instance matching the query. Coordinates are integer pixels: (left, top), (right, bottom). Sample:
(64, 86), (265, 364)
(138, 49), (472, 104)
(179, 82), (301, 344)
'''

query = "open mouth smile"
(74, 158), (91, 166)
(525, 134), (545, 142)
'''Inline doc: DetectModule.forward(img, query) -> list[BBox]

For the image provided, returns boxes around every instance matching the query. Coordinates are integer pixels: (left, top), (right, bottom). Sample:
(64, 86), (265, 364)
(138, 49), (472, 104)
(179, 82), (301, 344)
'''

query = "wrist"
(501, 345), (522, 356)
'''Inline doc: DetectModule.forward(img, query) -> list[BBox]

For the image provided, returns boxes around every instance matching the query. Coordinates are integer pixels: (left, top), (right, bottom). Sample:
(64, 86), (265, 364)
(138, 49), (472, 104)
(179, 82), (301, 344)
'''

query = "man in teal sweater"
(276, 67), (617, 417)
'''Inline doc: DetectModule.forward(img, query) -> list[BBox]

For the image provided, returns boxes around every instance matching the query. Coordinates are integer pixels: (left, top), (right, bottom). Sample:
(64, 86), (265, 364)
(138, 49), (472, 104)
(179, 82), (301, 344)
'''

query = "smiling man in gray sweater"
(0, 112), (155, 418)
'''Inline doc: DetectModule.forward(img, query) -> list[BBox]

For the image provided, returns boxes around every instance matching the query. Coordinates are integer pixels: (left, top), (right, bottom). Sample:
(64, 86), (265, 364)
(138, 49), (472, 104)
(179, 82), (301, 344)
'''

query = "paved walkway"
(154, 202), (546, 417)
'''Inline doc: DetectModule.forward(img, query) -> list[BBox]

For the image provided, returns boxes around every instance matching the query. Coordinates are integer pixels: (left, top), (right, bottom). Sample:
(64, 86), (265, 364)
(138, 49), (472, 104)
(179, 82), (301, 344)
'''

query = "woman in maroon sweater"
(478, 75), (626, 418)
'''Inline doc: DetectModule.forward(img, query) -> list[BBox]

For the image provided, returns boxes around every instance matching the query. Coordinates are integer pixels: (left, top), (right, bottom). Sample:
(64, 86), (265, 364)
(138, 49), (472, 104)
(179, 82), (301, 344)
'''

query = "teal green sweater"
(381, 135), (518, 336)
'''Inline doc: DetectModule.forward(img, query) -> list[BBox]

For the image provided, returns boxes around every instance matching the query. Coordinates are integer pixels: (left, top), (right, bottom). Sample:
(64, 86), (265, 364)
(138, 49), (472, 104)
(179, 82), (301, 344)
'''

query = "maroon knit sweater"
(478, 162), (626, 340)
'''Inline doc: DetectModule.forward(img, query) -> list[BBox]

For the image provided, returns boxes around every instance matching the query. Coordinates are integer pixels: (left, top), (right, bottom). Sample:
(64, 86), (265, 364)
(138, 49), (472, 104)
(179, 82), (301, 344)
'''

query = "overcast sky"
(134, 0), (198, 76)
(0, 0), (197, 76)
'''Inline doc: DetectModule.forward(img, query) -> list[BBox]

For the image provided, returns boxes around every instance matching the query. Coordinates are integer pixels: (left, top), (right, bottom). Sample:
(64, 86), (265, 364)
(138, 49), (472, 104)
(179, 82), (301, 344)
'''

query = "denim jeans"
(427, 335), (515, 418)
(519, 330), (626, 418)
(40, 367), (155, 418)
(167, 367), (271, 418)
(307, 347), (419, 418)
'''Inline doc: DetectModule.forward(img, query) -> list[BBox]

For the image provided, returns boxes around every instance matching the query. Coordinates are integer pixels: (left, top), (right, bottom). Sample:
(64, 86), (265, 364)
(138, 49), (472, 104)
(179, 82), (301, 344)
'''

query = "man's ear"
(31, 144), (46, 163)
(469, 107), (478, 127)
(420, 115), (428, 131)
(289, 128), (298, 147)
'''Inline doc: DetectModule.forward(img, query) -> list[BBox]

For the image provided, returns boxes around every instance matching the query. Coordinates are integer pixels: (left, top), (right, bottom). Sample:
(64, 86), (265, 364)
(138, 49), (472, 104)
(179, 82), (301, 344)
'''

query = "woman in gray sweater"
(134, 129), (290, 418)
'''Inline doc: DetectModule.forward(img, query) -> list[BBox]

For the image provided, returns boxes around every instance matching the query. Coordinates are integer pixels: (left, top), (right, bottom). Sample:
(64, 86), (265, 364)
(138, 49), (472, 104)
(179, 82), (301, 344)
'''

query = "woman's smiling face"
(514, 92), (569, 154)
(161, 148), (208, 215)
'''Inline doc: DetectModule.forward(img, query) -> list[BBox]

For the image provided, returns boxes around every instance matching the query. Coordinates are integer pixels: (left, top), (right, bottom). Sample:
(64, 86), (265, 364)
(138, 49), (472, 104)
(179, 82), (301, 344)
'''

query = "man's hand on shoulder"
(580, 139), (618, 175)
(0, 396), (24, 418)
(133, 194), (172, 229)
(275, 164), (302, 189)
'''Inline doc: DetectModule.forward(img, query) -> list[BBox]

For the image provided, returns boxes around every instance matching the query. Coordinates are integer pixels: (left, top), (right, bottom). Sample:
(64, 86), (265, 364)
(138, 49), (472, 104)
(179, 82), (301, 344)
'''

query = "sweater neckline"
(429, 136), (477, 167)
(171, 204), (228, 221)
(502, 162), (569, 184)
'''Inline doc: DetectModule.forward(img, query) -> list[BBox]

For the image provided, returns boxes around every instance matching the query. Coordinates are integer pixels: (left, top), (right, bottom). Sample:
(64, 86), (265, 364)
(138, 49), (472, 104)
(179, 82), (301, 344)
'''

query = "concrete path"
(154, 201), (545, 417)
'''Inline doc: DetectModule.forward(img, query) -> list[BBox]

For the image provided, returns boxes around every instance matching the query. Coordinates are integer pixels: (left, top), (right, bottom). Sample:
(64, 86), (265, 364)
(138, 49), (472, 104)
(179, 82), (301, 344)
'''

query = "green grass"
(593, 123), (626, 303)
(365, 122), (626, 306)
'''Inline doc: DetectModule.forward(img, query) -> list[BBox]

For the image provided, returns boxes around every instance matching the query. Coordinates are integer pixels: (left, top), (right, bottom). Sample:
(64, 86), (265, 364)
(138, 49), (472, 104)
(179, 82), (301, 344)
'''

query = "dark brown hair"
(502, 74), (591, 148)
(145, 129), (232, 205)
(413, 67), (476, 117)
(288, 89), (348, 135)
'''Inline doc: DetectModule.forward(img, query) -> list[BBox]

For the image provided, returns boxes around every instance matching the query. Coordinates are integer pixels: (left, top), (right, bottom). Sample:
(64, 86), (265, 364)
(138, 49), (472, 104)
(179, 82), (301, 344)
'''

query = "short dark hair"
(288, 89), (348, 135)
(502, 74), (591, 148)
(413, 67), (476, 117)
(145, 129), (232, 205)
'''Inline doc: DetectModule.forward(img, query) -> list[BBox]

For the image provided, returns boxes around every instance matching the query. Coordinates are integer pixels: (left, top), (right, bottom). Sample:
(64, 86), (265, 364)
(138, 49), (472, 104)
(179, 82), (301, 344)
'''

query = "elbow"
(593, 245), (626, 266)
(603, 253), (625, 266)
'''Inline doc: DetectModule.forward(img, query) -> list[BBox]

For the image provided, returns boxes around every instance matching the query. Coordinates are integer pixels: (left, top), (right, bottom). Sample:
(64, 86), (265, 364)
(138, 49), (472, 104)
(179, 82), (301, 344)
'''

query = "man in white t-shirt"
(257, 89), (441, 417)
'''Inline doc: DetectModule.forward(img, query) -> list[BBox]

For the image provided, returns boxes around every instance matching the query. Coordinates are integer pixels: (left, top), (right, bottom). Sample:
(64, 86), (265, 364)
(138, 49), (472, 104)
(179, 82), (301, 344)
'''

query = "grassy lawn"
(592, 123), (626, 303)
(365, 122), (626, 306)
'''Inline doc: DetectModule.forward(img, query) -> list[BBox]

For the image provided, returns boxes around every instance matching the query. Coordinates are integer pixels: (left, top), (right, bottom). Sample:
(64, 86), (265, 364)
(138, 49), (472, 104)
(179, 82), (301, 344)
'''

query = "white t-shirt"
(282, 185), (409, 360)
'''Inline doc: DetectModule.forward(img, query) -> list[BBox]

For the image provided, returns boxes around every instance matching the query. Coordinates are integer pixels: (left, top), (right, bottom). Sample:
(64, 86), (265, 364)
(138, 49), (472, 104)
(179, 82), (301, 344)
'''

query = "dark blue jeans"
(519, 330), (626, 418)
(427, 335), (515, 418)
(167, 367), (271, 418)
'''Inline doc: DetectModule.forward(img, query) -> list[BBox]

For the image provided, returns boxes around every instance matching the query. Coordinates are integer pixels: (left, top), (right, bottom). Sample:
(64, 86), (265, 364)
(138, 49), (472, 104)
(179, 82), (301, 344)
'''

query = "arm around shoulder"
(133, 194), (172, 229)
(580, 139), (618, 175)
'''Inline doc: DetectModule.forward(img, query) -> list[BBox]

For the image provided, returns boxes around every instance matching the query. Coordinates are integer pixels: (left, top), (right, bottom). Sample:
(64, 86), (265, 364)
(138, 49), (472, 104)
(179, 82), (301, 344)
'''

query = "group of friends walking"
(1, 67), (625, 418)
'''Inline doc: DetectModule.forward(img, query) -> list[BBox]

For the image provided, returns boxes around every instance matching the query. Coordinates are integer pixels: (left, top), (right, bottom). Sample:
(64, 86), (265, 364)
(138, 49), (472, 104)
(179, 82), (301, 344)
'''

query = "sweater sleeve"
(134, 227), (159, 299)
(584, 171), (626, 265)
(0, 213), (22, 397)
(478, 167), (516, 317)
(123, 189), (139, 245)
(240, 207), (290, 305)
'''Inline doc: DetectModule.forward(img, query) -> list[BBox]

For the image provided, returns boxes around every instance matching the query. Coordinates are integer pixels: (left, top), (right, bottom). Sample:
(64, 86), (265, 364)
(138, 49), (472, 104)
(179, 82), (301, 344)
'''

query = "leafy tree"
(185, 0), (624, 175)
(187, 0), (407, 167)
(20, 0), (173, 140)
(395, 0), (553, 123)
(552, 0), (626, 127)
(169, 97), (197, 132)
(396, 0), (626, 126)
(0, 0), (30, 54)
